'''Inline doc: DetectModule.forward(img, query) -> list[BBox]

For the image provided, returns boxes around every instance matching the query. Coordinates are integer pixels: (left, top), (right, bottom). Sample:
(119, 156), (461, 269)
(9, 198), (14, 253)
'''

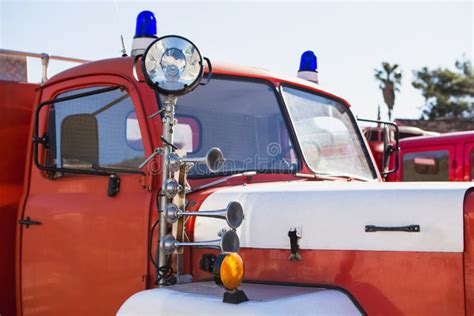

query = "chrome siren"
(168, 147), (225, 173)
(164, 201), (244, 229)
(160, 229), (240, 255)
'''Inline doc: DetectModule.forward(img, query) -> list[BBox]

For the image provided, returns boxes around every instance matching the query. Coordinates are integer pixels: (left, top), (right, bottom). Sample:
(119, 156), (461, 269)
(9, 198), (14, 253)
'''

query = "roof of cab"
(45, 57), (350, 106)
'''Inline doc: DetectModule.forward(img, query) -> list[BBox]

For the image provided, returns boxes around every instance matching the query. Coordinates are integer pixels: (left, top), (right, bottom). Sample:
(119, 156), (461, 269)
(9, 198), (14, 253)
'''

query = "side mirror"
(382, 124), (395, 174)
(358, 118), (400, 177)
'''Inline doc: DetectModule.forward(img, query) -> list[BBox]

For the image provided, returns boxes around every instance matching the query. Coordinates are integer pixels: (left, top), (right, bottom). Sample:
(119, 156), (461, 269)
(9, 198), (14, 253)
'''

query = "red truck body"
(1, 54), (473, 316)
(0, 81), (38, 316)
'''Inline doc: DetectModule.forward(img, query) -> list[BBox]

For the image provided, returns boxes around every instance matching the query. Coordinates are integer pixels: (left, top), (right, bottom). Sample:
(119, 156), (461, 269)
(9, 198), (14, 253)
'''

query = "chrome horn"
(168, 147), (225, 173)
(160, 229), (240, 255)
(165, 201), (244, 229)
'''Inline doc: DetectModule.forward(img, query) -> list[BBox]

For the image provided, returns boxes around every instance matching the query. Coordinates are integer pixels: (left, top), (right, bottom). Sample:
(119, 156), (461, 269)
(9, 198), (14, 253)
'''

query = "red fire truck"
(1, 11), (473, 316)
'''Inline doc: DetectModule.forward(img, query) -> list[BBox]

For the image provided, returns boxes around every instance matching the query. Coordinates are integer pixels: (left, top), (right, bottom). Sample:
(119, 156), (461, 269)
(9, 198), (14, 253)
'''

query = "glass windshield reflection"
(281, 85), (376, 180)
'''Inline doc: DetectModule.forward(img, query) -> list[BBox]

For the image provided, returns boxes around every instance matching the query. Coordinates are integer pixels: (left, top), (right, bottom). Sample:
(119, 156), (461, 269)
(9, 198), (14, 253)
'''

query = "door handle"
(365, 225), (420, 233)
(19, 216), (42, 228)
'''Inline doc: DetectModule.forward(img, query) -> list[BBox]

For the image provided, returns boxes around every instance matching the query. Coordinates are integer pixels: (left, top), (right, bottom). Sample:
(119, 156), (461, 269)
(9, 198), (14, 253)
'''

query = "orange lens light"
(213, 252), (245, 291)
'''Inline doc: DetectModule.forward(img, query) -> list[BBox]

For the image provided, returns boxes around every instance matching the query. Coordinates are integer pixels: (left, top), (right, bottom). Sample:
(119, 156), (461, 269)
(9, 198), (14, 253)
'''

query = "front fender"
(117, 281), (364, 315)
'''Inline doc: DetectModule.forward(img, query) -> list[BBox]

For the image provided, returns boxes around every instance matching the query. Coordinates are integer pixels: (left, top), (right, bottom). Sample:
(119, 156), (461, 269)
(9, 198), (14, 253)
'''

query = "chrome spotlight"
(142, 35), (205, 96)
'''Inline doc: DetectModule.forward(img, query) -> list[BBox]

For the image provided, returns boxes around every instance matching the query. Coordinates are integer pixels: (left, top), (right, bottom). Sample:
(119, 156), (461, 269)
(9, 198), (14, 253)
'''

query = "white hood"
(117, 281), (363, 315)
(194, 181), (473, 252)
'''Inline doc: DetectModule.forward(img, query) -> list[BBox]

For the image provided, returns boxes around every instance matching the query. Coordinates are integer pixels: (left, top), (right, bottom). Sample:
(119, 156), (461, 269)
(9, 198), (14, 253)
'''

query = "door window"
(52, 87), (145, 172)
(402, 150), (450, 181)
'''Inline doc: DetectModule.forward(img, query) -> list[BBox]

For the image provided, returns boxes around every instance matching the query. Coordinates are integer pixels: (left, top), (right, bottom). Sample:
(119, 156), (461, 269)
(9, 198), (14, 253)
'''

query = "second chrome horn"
(160, 229), (240, 255)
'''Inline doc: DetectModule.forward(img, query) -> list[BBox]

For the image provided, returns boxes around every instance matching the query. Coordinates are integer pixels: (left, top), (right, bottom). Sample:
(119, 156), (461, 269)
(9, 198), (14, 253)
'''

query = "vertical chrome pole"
(40, 53), (50, 83)
(157, 94), (177, 286)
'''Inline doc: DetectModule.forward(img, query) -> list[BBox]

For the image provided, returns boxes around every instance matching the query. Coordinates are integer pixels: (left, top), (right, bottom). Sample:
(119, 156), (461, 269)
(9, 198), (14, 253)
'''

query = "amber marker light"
(213, 252), (245, 291)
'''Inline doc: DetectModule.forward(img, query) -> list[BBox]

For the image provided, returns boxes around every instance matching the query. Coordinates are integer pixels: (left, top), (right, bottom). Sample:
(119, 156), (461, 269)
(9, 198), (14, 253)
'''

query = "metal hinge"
(19, 216), (41, 228)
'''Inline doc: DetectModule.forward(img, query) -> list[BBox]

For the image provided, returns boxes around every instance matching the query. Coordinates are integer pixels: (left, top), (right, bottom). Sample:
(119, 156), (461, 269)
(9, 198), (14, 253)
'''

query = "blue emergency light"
(297, 50), (319, 84)
(299, 50), (318, 72)
(131, 11), (158, 56)
(134, 11), (157, 38)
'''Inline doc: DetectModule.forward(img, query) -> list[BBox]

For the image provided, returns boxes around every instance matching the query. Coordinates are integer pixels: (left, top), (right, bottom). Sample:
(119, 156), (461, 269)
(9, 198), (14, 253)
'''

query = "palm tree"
(374, 62), (402, 121)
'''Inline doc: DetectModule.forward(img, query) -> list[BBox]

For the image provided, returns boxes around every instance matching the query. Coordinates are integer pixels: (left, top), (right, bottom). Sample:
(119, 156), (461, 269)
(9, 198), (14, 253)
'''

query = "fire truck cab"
(1, 11), (474, 316)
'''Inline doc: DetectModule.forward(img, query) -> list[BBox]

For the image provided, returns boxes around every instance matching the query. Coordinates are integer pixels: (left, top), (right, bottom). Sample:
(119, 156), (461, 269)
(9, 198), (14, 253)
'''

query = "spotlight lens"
(142, 35), (204, 95)
(161, 48), (186, 78)
(213, 252), (245, 291)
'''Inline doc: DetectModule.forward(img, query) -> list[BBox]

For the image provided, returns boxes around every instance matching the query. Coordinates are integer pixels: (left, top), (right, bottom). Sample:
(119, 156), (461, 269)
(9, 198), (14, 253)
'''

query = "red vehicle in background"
(362, 125), (437, 174)
(388, 131), (474, 182)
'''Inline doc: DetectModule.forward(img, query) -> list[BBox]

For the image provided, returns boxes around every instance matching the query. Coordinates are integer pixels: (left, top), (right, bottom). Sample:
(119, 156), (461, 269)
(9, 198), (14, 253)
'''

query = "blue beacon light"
(297, 50), (319, 84)
(134, 11), (157, 38)
(131, 10), (158, 57)
(299, 51), (318, 72)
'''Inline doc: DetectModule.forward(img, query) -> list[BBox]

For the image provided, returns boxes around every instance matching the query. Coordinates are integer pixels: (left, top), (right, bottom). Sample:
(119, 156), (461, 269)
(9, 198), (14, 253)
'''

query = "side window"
(52, 87), (145, 172)
(402, 150), (450, 181)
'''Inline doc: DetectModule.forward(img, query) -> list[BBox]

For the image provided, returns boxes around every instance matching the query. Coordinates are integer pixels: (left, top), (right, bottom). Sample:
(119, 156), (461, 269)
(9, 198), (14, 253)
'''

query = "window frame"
(464, 142), (474, 181)
(33, 85), (145, 176)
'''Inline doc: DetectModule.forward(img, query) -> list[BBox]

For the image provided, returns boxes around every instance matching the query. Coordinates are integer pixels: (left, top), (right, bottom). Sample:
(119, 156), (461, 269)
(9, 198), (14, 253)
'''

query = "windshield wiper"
(187, 171), (258, 193)
(189, 169), (368, 193)
(90, 164), (143, 175)
(314, 173), (370, 182)
(296, 172), (369, 182)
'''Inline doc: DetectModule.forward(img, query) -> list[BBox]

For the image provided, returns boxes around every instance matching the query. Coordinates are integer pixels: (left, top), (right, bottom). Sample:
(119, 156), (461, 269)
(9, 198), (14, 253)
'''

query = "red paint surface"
(192, 248), (465, 315)
(0, 81), (37, 316)
(20, 175), (150, 315)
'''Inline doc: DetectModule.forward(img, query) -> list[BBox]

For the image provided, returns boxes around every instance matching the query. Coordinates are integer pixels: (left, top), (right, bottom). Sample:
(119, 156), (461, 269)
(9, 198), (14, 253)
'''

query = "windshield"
(281, 86), (377, 180)
(160, 77), (299, 177)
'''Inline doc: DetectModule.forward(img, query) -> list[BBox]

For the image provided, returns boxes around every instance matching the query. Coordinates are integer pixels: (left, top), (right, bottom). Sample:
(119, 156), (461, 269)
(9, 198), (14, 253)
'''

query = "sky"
(1, 0), (472, 120)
